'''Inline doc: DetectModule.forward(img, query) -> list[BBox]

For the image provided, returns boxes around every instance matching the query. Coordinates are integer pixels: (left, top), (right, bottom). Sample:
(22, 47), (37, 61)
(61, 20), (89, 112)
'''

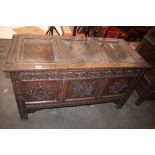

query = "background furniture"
(135, 27), (155, 105)
(46, 26), (151, 41)
(4, 35), (150, 120)
(72, 26), (128, 38)
(46, 26), (64, 35)
(123, 26), (151, 41)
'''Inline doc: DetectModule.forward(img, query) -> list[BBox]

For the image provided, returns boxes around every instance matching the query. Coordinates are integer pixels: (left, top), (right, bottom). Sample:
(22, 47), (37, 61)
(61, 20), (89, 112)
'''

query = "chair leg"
(46, 26), (53, 35)
(102, 26), (110, 37)
(46, 26), (60, 35)
(73, 26), (77, 36)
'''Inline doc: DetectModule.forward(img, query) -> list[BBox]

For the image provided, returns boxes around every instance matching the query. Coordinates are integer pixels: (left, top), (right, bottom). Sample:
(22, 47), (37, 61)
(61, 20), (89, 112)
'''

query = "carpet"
(13, 26), (46, 35)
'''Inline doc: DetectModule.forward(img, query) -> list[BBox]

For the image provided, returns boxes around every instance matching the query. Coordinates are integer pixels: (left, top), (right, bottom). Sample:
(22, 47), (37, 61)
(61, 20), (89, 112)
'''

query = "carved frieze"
(20, 70), (140, 81)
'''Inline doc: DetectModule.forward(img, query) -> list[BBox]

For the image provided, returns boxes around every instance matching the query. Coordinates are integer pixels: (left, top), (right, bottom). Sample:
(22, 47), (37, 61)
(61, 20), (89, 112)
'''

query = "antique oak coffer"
(3, 35), (150, 120)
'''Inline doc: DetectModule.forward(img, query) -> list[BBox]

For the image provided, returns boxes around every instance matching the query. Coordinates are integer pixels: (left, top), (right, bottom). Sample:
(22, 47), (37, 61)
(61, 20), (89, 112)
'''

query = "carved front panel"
(21, 81), (59, 102)
(66, 79), (98, 99)
(100, 77), (133, 96)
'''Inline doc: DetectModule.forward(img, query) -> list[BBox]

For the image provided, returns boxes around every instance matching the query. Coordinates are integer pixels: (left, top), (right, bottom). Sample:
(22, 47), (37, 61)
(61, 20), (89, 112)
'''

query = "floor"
(0, 26), (73, 39)
(1, 38), (155, 129)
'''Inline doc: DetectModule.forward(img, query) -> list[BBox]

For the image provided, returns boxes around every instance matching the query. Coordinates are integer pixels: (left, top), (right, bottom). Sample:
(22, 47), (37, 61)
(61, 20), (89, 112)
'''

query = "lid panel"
(3, 35), (151, 71)
(20, 38), (55, 63)
(95, 40), (137, 63)
(62, 39), (101, 63)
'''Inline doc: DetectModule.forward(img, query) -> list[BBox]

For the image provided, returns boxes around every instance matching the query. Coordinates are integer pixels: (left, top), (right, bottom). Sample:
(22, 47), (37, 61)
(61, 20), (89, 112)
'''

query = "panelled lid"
(4, 35), (151, 71)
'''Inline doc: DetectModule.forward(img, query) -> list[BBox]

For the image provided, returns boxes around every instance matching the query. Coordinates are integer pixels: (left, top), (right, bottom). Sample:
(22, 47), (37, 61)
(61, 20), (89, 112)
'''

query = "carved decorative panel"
(21, 81), (58, 102)
(100, 78), (132, 96)
(73, 83), (94, 97)
(109, 79), (129, 94)
(67, 80), (97, 99)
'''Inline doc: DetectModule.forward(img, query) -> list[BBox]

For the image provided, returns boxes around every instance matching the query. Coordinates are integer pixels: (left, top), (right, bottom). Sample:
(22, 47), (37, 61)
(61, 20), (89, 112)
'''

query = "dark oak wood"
(135, 27), (155, 105)
(3, 35), (150, 120)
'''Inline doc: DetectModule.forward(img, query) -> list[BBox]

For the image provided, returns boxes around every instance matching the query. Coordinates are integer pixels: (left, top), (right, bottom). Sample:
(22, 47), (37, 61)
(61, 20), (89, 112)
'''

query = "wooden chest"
(3, 35), (150, 120)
